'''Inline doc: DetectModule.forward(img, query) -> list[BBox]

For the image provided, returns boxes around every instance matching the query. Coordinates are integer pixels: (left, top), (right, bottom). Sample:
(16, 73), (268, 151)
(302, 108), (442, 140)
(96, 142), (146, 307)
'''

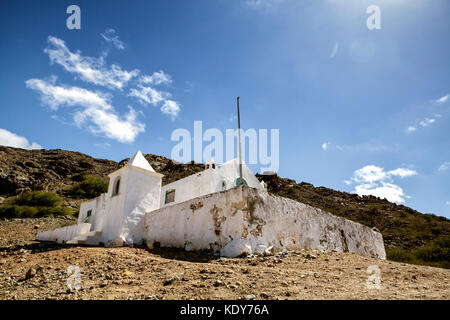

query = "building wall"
(160, 169), (214, 207)
(78, 193), (106, 231)
(160, 160), (263, 208)
(144, 186), (386, 259)
(101, 171), (128, 244)
(121, 167), (162, 244)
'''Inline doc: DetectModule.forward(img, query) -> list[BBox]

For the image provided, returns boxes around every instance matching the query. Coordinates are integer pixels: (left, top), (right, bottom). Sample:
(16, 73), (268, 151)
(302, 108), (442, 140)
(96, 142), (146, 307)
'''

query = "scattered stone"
(244, 294), (256, 300)
(25, 267), (36, 279)
(164, 276), (178, 286)
(214, 280), (223, 287)
(123, 270), (133, 277)
(305, 253), (317, 259)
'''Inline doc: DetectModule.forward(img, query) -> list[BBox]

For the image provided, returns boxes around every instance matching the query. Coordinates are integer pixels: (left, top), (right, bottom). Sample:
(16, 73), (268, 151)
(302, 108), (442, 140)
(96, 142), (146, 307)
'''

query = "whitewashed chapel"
(37, 150), (386, 259)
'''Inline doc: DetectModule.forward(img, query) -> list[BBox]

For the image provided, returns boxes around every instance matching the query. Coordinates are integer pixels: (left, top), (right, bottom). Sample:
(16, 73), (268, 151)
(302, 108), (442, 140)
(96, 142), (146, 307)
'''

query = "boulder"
(220, 239), (252, 258)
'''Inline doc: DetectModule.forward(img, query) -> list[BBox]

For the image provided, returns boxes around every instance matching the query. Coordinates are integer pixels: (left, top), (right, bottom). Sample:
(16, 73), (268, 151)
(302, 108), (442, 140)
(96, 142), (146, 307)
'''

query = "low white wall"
(144, 186), (386, 259)
(36, 223), (91, 244)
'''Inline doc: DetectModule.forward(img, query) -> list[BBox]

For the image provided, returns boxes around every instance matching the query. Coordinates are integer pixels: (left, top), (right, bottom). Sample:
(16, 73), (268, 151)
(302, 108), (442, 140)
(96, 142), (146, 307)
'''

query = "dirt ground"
(0, 218), (449, 300)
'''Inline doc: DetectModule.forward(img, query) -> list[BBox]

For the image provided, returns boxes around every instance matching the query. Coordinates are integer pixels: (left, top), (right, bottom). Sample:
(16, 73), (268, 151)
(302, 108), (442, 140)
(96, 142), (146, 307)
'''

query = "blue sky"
(0, 0), (449, 218)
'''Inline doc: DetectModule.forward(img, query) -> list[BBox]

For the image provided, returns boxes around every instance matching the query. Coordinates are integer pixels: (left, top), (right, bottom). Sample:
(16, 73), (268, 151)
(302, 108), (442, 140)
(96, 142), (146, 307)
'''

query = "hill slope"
(0, 146), (449, 268)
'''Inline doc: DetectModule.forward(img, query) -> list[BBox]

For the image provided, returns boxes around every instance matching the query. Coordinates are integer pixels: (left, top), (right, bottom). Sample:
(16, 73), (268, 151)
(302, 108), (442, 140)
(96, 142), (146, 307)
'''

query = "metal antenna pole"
(237, 97), (243, 186)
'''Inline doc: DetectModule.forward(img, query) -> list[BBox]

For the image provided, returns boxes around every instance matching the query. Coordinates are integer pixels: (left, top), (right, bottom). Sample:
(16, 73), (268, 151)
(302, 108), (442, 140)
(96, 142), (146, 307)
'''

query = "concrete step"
(67, 230), (102, 246)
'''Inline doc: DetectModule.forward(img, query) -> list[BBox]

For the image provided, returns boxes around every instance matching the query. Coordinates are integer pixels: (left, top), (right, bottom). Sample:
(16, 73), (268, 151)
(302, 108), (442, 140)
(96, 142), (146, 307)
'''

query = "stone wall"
(143, 186), (386, 259)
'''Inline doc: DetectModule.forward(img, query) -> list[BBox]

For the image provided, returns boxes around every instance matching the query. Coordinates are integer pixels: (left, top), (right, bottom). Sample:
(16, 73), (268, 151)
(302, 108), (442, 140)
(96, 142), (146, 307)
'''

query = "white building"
(36, 150), (386, 259)
(37, 150), (264, 247)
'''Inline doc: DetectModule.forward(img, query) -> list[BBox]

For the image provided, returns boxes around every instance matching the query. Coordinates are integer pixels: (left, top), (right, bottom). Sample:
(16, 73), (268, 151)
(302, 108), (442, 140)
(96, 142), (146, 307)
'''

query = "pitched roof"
(128, 150), (155, 172)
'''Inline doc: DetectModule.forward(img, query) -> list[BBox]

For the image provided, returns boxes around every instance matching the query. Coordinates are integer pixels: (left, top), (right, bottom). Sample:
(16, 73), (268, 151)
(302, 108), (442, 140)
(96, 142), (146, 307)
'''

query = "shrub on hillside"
(13, 191), (61, 207)
(69, 173), (108, 199)
(0, 191), (75, 219)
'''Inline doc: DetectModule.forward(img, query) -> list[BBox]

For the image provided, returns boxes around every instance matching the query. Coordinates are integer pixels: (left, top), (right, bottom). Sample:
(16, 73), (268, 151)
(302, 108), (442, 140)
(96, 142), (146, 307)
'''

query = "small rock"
(25, 267), (36, 279)
(33, 225), (40, 230)
(163, 276), (178, 286)
(244, 294), (256, 300)
(214, 280), (223, 287)
(123, 270), (133, 277)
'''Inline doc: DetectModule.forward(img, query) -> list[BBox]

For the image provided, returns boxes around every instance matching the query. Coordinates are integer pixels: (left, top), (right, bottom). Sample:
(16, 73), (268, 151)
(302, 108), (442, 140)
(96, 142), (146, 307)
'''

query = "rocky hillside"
(0, 146), (449, 268)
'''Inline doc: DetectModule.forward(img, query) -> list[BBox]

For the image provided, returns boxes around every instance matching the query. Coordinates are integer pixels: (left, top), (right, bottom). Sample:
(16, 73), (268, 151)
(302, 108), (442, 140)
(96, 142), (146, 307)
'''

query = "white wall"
(160, 159), (263, 208)
(144, 186), (386, 259)
(78, 193), (106, 231)
(121, 167), (162, 244)
(101, 170), (128, 244)
(36, 223), (91, 243)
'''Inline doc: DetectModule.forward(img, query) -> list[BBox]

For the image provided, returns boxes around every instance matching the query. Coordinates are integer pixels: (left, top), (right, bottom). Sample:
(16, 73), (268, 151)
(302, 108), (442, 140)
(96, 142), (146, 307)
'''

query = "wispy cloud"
(320, 141), (389, 153)
(160, 100), (181, 120)
(345, 165), (417, 203)
(0, 128), (42, 150)
(406, 114), (441, 133)
(44, 36), (138, 90)
(330, 42), (339, 59)
(128, 85), (167, 106)
(438, 162), (450, 172)
(434, 93), (449, 104)
(322, 142), (331, 150)
(139, 71), (172, 86)
(101, 28), (125, 50)
(26, 78), (144, 143)
(244, 0), (283, 10)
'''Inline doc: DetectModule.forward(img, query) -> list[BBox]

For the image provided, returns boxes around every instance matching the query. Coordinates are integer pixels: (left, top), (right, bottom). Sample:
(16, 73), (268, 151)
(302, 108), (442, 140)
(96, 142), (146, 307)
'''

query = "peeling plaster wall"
(144, 186), (386, 259)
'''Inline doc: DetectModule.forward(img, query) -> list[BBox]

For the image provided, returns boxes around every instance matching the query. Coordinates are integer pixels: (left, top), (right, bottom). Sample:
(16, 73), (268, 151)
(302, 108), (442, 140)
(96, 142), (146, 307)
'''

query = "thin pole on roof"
(237, 96), (243, 186)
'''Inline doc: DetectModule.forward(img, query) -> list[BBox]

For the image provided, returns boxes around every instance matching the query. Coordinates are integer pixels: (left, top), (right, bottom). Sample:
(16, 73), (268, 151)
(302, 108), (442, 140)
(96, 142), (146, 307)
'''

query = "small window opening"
(84, 209), (92, 223)
(165, 189), (175, 204)
(112, 177), (120, 196)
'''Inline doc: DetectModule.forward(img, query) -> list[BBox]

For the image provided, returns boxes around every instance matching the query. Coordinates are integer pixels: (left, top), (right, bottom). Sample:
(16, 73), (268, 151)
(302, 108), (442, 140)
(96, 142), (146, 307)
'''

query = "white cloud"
(322, 142), (331, 150)
(139, 71), (172, 86)
(0, 128), (42, 150)
(26, 78), (144, 143)
(407, 114), (440, 133)
(435, 94), (449, 104)
(346, 165), (417, 203)
(446, 201), (450, 206)
(354, 182), (407, 204)
(438, 162), (450, 172)
(387, 168), (417, 178)
(406, 126), (416, 133)
(160, 100), (180, 119)
(245, 0), (283, 9)
(419, 117), (436, 127)
(330, 42), (339, 59)
(128, 85), (167, 106)
(44, 36), (138, 90)
(101, 29), (125, 50)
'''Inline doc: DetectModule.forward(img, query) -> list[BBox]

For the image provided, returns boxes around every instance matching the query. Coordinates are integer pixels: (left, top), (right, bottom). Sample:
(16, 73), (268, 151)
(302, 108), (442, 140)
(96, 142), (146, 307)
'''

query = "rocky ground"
(0, 218), (449, 300)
